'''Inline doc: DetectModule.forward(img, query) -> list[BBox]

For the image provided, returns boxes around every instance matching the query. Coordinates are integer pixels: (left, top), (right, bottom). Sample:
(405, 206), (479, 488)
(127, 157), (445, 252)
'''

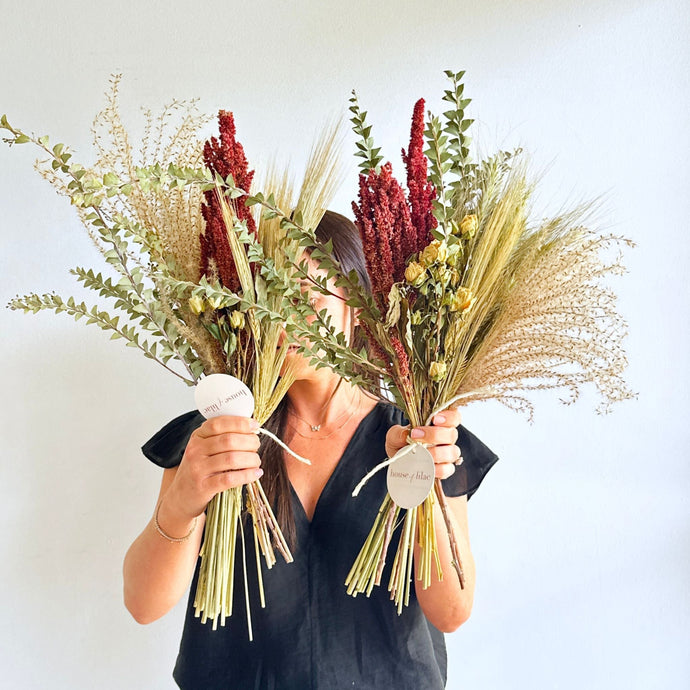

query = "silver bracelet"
(154, 501), (198, 543)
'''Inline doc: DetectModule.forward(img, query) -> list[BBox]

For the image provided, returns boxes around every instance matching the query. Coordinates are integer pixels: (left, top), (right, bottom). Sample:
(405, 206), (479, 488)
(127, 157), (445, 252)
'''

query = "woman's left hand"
(385, 407), (463, 480)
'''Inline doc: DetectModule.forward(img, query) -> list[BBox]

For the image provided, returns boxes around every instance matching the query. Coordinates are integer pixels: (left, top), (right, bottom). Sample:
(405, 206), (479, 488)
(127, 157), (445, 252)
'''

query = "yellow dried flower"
(429, 360), (447, 382)
(207, 294), (224, 311)
(405, 261), (427, 287)
(229, 310), (245, 329)
(420, 240), (448, 266)
(449, 287), (476, 313)
(188, 295), (205, 314)
(420, 244), (438, 267)
(459, 214), (478, 237)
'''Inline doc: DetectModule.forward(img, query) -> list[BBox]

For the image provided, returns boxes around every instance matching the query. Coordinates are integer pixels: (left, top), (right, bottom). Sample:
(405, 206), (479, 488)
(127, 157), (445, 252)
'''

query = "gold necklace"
(288, 379), (347, 432)
(287, 392), (361, 441)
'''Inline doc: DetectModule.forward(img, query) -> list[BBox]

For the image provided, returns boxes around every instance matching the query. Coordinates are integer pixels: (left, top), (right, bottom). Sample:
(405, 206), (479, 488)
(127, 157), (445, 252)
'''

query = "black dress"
(142, 401), (498, 690)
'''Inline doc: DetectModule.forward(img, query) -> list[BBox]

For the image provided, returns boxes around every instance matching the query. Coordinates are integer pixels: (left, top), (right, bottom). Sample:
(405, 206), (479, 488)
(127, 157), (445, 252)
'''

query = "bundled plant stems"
(2, 81), (343, 635)
(191, 112), (296, 633)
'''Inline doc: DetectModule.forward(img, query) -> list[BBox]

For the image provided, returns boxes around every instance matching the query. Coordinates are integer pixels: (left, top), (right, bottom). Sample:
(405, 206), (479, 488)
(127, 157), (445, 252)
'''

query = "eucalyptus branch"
(1, 121), (199, 381)
(349, 91), (383, 174)
(7, 292), (195, 384)
(440, 69), (474, 178)
(198, 177), (382, 325)
(70, 266), (149, 317)
(165, 274), (388, 387)
(302, 308), (389, 379)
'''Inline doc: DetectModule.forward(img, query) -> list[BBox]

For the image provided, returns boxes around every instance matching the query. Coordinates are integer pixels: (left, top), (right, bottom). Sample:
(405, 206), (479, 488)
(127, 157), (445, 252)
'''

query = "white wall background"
(1, 1), (687, 688)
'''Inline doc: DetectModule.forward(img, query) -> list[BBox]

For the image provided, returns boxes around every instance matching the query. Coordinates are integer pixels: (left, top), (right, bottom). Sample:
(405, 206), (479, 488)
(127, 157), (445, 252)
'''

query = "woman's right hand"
(163, 415), (263, 522)
(124, 415), (262, 624)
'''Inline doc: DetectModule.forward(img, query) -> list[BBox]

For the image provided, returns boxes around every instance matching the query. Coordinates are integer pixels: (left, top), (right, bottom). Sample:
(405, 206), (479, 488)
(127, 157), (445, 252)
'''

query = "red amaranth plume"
(390, 336), (410, 380)
(401, 98), (437, 252)
(200, 196), (240, 291)
(199, 111), (256, 291)
(360, 323), (412, 389)
(352, 163), (415, 311)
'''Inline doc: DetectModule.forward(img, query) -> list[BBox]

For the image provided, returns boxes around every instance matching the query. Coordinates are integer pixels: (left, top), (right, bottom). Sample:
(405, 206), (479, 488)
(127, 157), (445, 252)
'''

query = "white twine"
(351, 441), (428, 497)
(257, 427), (312, 465)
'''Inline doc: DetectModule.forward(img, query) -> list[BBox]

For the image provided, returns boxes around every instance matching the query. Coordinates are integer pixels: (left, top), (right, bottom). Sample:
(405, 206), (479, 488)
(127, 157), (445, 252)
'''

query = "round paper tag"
(386, 444), (435, 509)
(194, 374), (255, 419)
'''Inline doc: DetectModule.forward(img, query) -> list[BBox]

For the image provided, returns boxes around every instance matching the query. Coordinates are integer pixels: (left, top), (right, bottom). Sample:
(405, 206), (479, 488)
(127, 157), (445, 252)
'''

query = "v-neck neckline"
(289, 401), (385, 526)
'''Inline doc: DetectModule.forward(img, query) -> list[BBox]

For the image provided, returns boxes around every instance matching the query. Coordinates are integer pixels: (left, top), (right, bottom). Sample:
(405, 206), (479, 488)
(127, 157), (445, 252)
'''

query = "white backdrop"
(1, 1), (688, 688)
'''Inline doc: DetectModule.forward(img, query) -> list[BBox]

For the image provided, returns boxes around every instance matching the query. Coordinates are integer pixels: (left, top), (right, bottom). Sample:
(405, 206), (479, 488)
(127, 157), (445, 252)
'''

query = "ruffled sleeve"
(141, 410), (205, 469)
(441, 424), (499, 499)
(391, 405), (498, 500)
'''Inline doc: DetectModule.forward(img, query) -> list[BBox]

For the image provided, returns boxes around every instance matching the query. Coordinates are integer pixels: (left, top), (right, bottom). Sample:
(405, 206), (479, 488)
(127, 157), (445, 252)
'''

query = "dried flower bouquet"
(2, 79), (343, 635)
(342, 71), (634, 609)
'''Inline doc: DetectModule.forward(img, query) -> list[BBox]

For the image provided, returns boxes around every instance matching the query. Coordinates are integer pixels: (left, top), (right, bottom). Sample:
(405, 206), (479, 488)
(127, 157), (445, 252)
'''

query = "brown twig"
(433, 479), (465, 588)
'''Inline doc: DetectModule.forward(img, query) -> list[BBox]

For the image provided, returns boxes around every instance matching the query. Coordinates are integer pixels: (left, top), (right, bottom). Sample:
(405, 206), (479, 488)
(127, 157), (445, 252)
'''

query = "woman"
(123, 211), (497, 689)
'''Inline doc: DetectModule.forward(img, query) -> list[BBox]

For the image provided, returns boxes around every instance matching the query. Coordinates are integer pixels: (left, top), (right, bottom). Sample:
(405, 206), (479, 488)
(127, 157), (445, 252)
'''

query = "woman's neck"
(286, 375), (360, 428)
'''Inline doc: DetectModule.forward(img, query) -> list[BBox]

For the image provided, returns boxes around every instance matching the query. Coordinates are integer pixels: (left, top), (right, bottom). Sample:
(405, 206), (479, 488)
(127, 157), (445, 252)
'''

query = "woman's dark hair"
(258, 210), (371, 546)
